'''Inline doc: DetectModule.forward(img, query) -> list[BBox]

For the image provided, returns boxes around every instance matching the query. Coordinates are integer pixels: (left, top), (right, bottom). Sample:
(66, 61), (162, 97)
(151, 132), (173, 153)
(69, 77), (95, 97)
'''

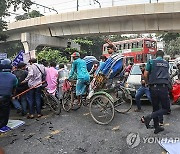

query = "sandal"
(27, 115), (34, 119)
(37, 114), (43, 118)
(141, 116), (145, 123)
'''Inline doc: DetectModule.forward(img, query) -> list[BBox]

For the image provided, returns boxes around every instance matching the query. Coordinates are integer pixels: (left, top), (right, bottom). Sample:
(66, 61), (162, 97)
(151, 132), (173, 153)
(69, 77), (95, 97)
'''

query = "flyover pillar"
(21, 32), (80, 53)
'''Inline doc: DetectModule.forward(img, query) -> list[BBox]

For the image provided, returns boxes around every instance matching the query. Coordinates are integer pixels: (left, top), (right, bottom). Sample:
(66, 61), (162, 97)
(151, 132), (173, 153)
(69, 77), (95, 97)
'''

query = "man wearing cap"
(0, 59), (18, 130)
(68, 52), (90, 105)
(12, 62), (28, 116)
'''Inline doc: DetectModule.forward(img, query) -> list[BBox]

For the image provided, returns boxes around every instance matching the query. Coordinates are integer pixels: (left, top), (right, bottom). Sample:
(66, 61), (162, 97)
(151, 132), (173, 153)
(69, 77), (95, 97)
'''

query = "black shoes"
(144, 115), (151, 129)
(154, 127), (164, 134)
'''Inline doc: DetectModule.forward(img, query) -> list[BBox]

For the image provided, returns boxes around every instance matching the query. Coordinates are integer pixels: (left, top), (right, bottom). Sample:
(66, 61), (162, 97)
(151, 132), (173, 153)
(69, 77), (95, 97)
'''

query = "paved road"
(0, 103), (180, 154)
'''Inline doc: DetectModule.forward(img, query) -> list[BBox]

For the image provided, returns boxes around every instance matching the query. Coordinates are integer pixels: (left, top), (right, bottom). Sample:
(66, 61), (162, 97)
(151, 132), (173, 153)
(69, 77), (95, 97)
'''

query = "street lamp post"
(112, 0), (114, 6)
(77, 0), (79, 11)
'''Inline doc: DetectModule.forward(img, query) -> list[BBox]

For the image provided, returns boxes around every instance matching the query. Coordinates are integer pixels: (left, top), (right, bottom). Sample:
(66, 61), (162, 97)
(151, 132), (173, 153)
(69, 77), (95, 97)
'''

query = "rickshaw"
(62, 54), (132, 125)
(88, 53), (132, 125)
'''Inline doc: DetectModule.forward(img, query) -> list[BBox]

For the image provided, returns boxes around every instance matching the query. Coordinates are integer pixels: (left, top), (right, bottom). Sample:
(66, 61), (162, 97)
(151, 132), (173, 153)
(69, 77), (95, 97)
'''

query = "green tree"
(0, 0), (32, 41)
(159, 33), (180, 43)
(15, 10), (44, 21)
(164, 37), (180, 57)
(37, 49), (69, 64)
(0, 41), (23, 58)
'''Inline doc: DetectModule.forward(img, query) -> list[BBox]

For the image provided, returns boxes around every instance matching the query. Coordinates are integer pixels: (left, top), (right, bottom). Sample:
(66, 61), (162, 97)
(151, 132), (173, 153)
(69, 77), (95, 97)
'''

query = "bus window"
(136, 54), (142, 62)
(119, 44), (122, 50)
(116, 44), (120, 50)
(138, 41), (142, 48)
(124, 43), (128, 49)
(133, 42), (137, 48)
(132, 43), (134, 48)
(145, 40), (151, 48)
(137, 42), (139, 48)
(123, 43), (126, 49)
(151, 41), (156, 48)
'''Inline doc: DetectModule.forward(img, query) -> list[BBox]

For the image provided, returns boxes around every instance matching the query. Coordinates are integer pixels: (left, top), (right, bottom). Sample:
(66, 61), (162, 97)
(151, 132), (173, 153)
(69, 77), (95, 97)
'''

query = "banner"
(12, 50), (24, 66)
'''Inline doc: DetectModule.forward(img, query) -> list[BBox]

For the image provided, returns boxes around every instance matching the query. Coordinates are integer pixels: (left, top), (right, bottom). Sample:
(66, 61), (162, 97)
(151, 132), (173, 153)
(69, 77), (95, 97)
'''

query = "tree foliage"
(164, 37), (180, 57)
(157, 32), (180, 57)
(159, 33), (180, 43)
(37, 49), (69, 64)
(0, 0), (32, 41)
(15, 10), (44, 21)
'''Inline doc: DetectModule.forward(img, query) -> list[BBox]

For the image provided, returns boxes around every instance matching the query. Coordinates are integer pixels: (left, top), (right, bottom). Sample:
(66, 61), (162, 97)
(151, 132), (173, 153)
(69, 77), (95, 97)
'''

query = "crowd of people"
(0, 41), (180, 136)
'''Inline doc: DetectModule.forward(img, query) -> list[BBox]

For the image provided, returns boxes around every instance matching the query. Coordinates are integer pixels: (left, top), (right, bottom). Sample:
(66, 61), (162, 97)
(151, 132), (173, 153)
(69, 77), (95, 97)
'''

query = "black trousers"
(149, 85), (171, 128)
(0, 97), (11, 129)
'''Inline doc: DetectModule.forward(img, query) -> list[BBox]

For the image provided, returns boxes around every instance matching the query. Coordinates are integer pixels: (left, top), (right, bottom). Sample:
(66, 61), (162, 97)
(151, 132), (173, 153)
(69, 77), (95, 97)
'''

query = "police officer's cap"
(0, 59), (12, 70)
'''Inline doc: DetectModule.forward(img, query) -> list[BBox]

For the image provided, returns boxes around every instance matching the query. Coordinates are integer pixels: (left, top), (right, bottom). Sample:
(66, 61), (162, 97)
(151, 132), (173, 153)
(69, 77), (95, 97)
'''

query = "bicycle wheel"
(48, 94), (61, 115)
(62, 91), (72, 112)
(89, 94), (115, 125)
(114, 87), (132, 113)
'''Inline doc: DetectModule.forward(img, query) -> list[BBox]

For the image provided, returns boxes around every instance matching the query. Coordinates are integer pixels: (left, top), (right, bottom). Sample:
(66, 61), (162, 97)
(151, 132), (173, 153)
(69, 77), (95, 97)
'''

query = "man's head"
(107, 44), (114, 54)
(29, 58), (37, 64)
(140, 64), (146, 73)
(0, 59), (12, 72)
(40, 59), (49, 67)
(71, 52), (80, 60)
(129, 62), (133, 66)
(17, 62), (27, 70)
(100, 55), (107, 62)
(59, 64), (64, 69)
(50, 61), (56, 68)
(156, 50), (164, 58)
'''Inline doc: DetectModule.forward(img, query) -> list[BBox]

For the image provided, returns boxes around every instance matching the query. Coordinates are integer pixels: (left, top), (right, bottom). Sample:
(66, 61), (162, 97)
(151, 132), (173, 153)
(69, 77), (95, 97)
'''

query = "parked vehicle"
(125, 63), (147, 100)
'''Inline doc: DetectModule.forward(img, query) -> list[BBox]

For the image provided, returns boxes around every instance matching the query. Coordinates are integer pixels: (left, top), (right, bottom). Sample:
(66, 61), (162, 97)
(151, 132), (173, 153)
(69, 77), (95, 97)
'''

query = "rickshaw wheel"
(62, 91), (72, 112)
(114, 87), (132, 113)
(89, 94), (115, 125)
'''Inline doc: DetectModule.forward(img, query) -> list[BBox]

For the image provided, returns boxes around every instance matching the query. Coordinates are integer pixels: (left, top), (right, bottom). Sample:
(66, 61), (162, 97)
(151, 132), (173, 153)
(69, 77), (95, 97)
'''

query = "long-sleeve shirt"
(25, 63), (45, 88)
(68, 58), (90, 81)
(46, 67), (58, 94)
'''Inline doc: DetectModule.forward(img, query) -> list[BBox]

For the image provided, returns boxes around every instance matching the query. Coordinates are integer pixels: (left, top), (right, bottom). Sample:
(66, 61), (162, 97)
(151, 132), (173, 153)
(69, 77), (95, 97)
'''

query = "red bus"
(102, 38), (157, 64)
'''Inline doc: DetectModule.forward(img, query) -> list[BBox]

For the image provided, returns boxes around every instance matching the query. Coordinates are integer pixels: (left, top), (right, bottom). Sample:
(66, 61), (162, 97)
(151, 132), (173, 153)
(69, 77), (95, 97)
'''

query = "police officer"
(143, 50), (171, 134)
(0, 59), (18, 129)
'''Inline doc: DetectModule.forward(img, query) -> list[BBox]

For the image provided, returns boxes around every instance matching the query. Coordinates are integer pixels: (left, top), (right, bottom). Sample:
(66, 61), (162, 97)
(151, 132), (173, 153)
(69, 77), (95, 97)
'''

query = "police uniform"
(0, 61), (18, 129)
(145, 57), (171, 132)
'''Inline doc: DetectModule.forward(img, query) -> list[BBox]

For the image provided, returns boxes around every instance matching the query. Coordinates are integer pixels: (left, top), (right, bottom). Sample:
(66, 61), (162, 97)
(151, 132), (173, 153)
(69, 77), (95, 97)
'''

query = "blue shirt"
(146, 57), (163, 73)
(0, 72), (18, 96)
(69, 58), (90, 81)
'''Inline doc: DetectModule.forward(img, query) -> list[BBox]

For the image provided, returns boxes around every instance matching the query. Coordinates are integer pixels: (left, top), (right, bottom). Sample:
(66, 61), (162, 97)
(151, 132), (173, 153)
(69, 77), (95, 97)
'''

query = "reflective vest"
(148, 59), (169, 85)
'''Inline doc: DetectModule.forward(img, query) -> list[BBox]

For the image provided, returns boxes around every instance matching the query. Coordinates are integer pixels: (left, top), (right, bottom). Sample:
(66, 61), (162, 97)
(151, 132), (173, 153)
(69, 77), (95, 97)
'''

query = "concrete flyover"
(4, 1), (180, 52)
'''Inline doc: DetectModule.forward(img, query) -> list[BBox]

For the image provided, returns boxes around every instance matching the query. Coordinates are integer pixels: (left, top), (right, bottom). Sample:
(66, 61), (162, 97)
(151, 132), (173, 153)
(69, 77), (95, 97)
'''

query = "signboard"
(23, 50), (36, 63)
(0, 53), (7, 59)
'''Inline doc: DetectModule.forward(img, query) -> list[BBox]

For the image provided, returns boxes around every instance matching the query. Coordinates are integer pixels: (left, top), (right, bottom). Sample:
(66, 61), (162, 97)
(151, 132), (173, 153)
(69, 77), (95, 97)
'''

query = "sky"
(6, 0), (180, 22)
